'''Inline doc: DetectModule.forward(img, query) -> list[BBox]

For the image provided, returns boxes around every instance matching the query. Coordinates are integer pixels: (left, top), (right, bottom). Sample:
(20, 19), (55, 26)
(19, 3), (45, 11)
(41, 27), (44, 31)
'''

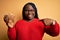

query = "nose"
(28, 11), (31, 15)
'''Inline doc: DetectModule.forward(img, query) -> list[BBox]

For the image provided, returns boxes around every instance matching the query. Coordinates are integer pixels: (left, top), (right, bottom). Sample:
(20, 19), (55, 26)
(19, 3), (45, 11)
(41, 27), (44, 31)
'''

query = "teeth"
(28, 15), (32, 17)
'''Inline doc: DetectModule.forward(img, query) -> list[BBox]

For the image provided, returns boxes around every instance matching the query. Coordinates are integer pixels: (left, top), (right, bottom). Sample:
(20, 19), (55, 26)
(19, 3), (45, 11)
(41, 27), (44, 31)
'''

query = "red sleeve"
(8, 25), (16, 40)
(59, 27), (60, 33)
(44, 22), (59, 36)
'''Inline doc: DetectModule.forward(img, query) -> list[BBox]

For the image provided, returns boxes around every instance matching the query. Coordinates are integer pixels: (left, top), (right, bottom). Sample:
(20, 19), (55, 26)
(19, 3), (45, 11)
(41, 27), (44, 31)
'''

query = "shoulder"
(35, 18), (45, 28)
(37, 19), (45, 26)
(15, 19), (24, 25)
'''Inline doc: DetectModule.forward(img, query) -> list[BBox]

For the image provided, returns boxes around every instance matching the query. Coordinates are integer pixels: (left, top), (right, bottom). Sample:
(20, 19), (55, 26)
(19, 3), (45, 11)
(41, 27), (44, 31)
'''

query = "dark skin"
(24, 4), (35, 21)
(3, 4), (55, 28)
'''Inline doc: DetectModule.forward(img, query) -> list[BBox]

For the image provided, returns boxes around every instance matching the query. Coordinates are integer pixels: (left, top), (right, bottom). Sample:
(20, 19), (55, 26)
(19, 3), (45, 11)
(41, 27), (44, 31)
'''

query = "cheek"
(25, 11), (28, 14)
(24, 11), (35, 17)
(32, 12), (35, 16)
(24, 12), (28, 16)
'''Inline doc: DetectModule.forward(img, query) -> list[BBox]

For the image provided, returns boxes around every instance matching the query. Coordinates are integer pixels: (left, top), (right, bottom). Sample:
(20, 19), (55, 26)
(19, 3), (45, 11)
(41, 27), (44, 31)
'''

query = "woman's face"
(24, 4), (35, 20)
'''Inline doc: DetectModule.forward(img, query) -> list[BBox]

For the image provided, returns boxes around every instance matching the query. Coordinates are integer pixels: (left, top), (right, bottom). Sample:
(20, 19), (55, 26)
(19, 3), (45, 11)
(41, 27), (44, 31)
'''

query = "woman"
(4, 2), (59, 40)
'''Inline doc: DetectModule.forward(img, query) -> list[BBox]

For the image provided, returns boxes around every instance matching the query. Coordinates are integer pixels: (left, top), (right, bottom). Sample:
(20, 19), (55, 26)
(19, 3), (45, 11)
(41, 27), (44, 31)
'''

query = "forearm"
(45, 21), (59, 36)
(8, 27), (16, 40)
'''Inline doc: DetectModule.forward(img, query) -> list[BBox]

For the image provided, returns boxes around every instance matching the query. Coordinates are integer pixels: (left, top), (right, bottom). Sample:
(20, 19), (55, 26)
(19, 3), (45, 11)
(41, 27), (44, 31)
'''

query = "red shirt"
(8, 18), (59, 40)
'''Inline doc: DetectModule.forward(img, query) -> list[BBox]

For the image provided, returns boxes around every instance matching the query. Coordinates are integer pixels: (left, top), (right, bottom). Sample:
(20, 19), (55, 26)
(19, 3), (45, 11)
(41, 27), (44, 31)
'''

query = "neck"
(24, 18), (34, 22)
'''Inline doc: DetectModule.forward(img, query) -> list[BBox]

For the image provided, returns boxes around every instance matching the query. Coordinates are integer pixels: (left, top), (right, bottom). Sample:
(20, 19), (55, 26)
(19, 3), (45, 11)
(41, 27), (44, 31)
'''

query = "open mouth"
(28, 15), (32, 17)
(27, 14), (34, 19)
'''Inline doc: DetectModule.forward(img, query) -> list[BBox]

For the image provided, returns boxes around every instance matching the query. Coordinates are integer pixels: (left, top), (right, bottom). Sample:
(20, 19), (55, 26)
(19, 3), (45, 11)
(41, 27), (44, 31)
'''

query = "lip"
(28, 15), (32, 17)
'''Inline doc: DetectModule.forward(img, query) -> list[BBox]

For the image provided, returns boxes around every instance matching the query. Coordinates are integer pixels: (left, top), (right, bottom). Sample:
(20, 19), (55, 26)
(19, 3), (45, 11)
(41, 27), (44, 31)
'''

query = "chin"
(28, 17), (34, 20)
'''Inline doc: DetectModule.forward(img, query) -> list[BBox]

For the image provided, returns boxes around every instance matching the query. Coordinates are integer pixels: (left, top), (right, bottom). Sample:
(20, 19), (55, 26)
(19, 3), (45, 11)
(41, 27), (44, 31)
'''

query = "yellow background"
(0, 0), (60, 40)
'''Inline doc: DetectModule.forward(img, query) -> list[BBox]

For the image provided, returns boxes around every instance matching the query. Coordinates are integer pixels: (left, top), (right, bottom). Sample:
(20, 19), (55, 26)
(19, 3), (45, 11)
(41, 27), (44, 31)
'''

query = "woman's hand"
(43, 18), (55, 26)
(3, 14), (15, 28)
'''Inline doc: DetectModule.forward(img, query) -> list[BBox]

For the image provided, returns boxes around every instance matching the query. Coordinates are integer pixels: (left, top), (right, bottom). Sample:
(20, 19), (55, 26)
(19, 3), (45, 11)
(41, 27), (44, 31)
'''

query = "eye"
(30, 10), (35, 12)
